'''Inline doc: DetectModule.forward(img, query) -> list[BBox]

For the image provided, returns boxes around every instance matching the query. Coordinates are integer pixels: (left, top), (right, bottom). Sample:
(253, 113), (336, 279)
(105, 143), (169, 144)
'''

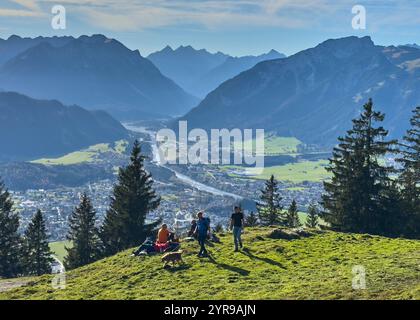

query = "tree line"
(247, 175), (320, 229)
(255, 101), (419, 239)
(0, 141), (160, 278)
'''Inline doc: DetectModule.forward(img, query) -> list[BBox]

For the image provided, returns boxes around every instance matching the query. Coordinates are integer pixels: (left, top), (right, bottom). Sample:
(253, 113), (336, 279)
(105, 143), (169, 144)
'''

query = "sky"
(0, 0), (419, 57)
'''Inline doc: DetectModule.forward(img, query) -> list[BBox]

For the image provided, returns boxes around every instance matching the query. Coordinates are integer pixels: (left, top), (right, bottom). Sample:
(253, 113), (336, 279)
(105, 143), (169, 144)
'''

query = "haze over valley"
(0, 33), (418, 243)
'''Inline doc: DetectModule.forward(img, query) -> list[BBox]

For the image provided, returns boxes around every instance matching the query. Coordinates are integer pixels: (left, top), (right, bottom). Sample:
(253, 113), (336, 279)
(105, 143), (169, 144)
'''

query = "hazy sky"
(0, 0), (419, 56)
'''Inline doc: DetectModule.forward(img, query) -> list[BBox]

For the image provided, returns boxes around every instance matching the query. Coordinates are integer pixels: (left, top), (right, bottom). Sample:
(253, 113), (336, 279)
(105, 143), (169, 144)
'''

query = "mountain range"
(0, 92), (128, 160)
(0, 35), (198, 119)
(1, 34), (419, 149)
(403, 43), (420, 50)
(180, 36), (420, 145)
(0, 35), (74, 66)
(148, 46), (285, 98)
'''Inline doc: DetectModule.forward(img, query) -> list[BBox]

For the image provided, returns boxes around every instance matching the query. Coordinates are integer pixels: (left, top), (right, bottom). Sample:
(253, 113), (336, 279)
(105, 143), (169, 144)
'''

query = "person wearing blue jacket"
(195, 211), (210, 257)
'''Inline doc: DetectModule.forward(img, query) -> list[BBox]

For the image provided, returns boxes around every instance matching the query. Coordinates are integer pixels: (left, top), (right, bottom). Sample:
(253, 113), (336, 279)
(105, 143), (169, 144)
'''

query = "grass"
(226, 160), (331, 183)
(49, 241), (72, 263)
(32, 150), (97, 165)
(114, 140), (129, 154)
(1, 228), (419, 300)
(162, 194), (179, 202)
(31, 140), (128, 165)
(234, 136), (302, 156)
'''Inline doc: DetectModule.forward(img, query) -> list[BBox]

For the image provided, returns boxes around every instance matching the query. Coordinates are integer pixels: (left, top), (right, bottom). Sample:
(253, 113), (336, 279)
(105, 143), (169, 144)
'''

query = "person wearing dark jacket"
(195, 212), (210, 257)
(230, 206), (244, 252)
(131, 237), (155, 256)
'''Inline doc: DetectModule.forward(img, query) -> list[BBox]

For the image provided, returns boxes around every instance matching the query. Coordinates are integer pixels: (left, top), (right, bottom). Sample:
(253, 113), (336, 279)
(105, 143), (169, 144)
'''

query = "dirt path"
(0, 279), (31, 293)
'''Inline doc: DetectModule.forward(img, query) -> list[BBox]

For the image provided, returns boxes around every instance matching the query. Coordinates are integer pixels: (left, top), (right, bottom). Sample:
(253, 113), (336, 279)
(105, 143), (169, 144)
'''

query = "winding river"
(124, 123), (244, 201)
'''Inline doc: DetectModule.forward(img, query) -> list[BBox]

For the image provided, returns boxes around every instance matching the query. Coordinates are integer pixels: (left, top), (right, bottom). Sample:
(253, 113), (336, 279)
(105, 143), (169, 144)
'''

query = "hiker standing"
(230, 206), (244, 252)
(195, 211), (210, 257)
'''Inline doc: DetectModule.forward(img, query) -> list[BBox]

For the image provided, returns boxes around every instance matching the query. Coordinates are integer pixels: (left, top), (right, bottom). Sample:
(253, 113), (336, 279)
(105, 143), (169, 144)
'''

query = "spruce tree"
(245, 211), (259, 227)
(65, 193), (100, 270)
(321, 99), (398, 235)
(23, 210), (54, 276)
(100, 141), (161, 256)
(286, 200), (301, 228)
(256, 175), (285, 226)
(306, 203), (319, 228)
(0, 180), (22, 278)
(397, 106), (420, 238)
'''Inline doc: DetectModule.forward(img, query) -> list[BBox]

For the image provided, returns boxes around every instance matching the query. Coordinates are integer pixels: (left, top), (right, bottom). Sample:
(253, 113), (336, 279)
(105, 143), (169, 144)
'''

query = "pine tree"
(256, 175), (285, 226)
(397, 106), (420, 238)
(305, 203), (319, 228)
(23, 210), (54, 276)
(286, 200), (301, 228)
(0, 180), (22, 278)
(100, 141), (161, 256)
(245, 211), (259, 227)
(321, 99), (398, 235)
(65, 193), (101, 270)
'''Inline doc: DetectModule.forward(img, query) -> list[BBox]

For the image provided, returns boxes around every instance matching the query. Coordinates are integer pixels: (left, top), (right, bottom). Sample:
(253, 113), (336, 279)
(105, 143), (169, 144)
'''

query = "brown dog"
(161, 250), (184, 267)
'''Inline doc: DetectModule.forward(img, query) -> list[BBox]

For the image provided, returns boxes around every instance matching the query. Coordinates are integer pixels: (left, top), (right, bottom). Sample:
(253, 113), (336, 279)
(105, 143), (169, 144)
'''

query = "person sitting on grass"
(131, 237), (155, 256)
(155, 224), (172, 253)
(157, 224), (170, 243)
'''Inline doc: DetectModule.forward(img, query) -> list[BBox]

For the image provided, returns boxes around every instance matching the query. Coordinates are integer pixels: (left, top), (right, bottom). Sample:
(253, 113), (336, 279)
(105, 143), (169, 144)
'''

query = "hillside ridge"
(1, 228), (419, 300)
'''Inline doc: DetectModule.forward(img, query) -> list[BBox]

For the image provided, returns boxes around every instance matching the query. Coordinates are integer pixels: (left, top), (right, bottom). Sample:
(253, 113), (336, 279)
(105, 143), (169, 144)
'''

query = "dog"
(161, 250), (184, 267)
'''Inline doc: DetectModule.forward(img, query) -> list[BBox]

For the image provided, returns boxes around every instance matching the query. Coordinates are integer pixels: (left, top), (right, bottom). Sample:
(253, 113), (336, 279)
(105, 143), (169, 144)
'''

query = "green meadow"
(235, 135), (302, 156)
(31, 140), (128, 165)
(2, 228), (419, 300)
(226, 160), (331, 183)
(49, 241), (72, 262)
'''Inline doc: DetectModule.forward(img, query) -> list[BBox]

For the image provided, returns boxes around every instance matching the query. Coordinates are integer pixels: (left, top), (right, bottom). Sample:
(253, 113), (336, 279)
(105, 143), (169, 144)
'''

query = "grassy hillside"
(31, 140), (128, 165)
(1, 228), (419, 300)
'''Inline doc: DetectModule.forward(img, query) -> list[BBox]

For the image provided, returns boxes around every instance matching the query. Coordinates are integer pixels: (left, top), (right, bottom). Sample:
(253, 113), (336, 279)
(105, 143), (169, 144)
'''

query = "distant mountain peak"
(162, 45), (173, 52)
(148, 45), (287, 97)
(0, 35), (198, 118)
(77, 34), (113, 44)
(181, 36), (419, 146)
(298, 36), (377, 61)
(0, 92), (128, 161)
(7, 34), (22, 41)
(260, 49), (285, 59)
(317, 36), (374, 50)
(177, 45), (194, 50)
(0, 34), (75, 66)
(402, 43), (420, 49)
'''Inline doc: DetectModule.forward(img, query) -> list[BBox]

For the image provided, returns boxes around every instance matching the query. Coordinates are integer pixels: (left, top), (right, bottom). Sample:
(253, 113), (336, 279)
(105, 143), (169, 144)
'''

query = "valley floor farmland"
(1, 228), (419, 300)
(225, 159), (331, 183)
(31, 140), (129, 166)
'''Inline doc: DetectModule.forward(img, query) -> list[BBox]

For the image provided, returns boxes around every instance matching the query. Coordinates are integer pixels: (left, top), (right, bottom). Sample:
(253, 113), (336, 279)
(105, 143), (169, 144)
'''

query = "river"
(124, 123), (244, 201)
